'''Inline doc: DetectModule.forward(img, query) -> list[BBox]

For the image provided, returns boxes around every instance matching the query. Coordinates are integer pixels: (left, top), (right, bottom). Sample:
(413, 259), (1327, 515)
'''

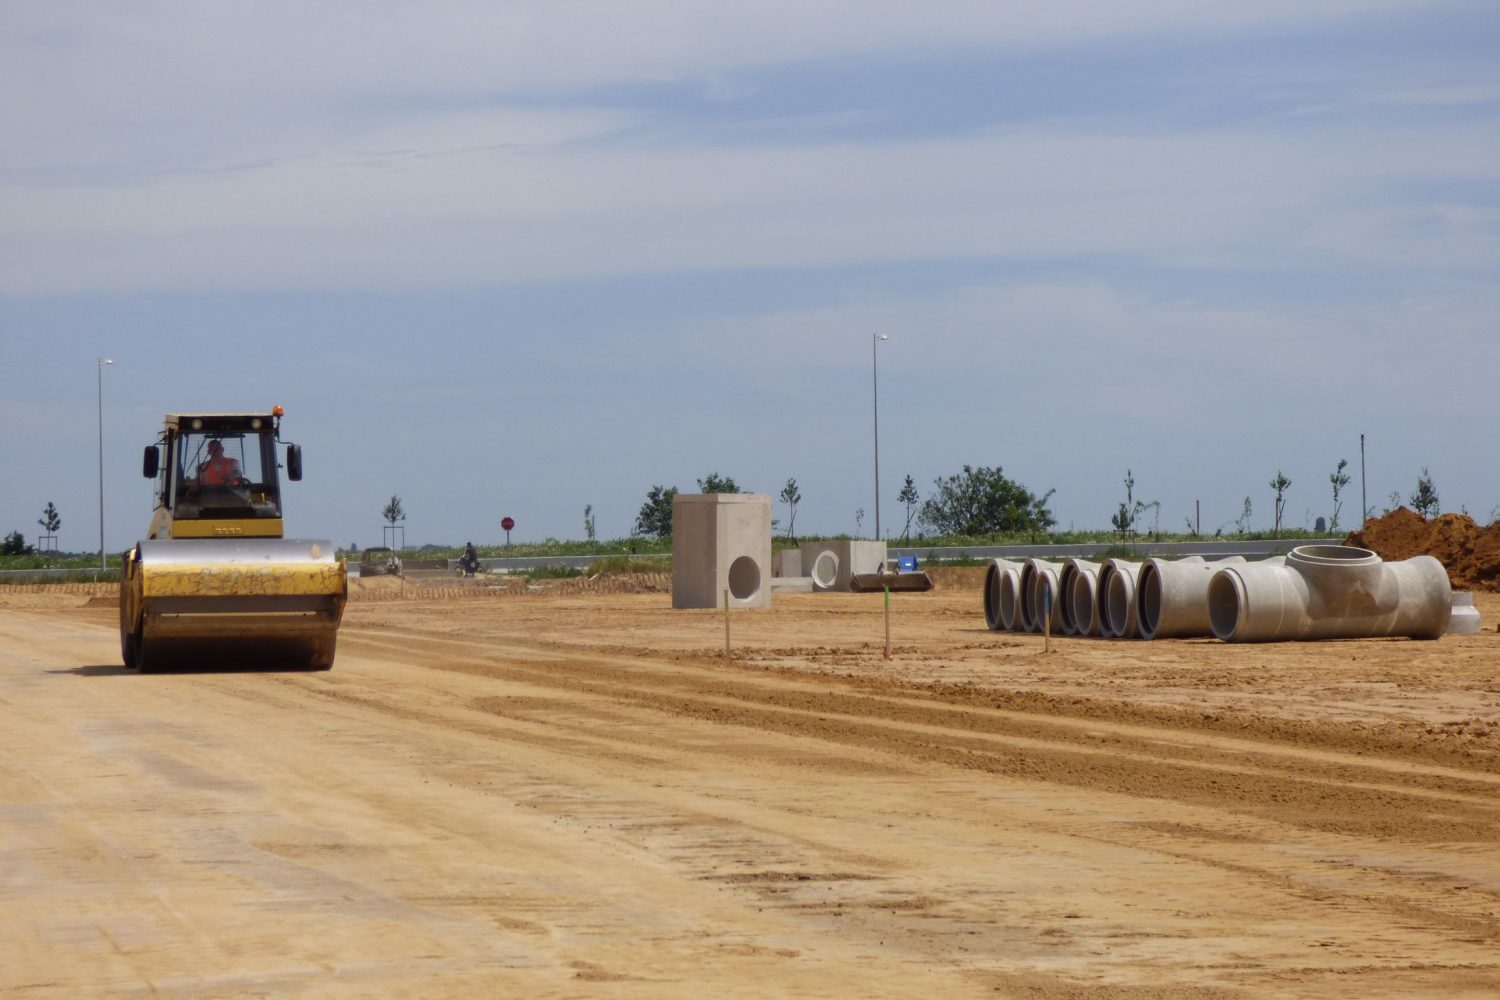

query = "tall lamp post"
(872, 334), (889, 540)
(97, 357), (113, 573)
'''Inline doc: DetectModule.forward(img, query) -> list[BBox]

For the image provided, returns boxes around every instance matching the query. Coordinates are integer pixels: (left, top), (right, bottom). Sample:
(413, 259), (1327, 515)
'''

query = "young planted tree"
(897, 475), (919, 541)
(382, 494), (406, 549)
(854, 507), (865, 536)
(778, 478), (801, 542)
(38, 501), (61, 536)
(584, 505), (596, 551)
(1410, 468), (1440, 519)
(1110, 469), (1142, 539)
(635, 485), (678, 538)
(1236, 496), (1253, 535)
(382, 495), (405, 526)
(1329, 459), (1350, 532)
(1269, 471), (1292, 537)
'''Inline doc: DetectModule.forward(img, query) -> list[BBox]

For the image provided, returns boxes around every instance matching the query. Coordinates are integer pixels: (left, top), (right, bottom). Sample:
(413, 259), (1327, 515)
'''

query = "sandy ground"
(2, 574), (1498, 998)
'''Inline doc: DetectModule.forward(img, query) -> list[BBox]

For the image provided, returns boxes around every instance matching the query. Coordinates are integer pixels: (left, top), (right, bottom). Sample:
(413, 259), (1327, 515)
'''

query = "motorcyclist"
(460, 541), (480, 576)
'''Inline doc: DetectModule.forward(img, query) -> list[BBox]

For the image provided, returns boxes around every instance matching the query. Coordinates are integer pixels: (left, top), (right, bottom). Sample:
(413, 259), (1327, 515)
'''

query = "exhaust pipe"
(983, 558), (1025, 631)
(1137, 556), (1246, 640)
(1209, 545), (1451, 642)
(1096, 558), (1142, 638)
(1057, 559), (1101, 636)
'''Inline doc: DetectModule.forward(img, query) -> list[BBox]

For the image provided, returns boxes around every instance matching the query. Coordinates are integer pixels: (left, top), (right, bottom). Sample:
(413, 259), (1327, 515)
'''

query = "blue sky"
(3, 1), (1498, 551)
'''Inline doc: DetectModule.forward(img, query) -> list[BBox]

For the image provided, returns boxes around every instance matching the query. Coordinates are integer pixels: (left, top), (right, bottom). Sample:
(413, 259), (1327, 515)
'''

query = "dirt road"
(3, 580), (1498, 997)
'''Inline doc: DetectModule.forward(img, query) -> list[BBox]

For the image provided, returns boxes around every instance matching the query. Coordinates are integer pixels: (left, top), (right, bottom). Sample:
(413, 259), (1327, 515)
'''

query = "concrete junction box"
(799, 539), (888, 592)
(671, 493), (772, 609)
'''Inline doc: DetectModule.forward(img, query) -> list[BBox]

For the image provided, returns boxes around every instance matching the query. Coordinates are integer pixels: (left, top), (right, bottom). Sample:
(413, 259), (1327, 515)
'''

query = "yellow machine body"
(119, 411), (347, 671)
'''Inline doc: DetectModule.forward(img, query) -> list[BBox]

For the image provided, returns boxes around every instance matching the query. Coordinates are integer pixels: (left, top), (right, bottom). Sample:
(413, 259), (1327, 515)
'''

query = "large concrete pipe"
(1067, 563), (1104, 637)
(1019, 558), (1065, 633)
(983, 558), (1026, 631)
(1208, 545), (1451, 642)
(1096, 559), (1142, 638)
(1137, 556), (1246, 640)
(1057, 559), (1102, 636)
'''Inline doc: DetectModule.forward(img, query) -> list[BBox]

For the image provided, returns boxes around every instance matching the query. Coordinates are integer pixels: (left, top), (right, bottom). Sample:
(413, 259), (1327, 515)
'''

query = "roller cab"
(119, 409), (346, 671)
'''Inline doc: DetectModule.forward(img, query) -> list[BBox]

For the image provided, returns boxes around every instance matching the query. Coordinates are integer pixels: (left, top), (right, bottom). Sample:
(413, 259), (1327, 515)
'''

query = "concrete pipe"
(997, 565), (1025, 631)
(983, 558), (1026, 631)
(1029, 562), (1066, 635)
(1138, 556), (1246, 640)
(1208, 545), (1451, 643)
(1067, 565), (1104, 637)
(1018, 558), (1064, 633)
(1096, 559), (1142, 638)
(1057, 559), (1101, 636)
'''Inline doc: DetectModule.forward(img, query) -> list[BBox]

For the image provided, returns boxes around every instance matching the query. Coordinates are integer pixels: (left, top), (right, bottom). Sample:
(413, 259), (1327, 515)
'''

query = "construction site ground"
(2, 570), (1498, 998)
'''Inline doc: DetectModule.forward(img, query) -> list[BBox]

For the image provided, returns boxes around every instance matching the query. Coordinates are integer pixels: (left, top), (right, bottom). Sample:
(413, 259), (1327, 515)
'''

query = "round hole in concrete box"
(811, 551), (839, 589)
(728, 555), (761, 600)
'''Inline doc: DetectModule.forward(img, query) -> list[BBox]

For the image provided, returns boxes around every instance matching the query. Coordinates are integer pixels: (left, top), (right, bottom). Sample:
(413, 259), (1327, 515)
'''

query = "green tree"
(897, 475), (919, 540)
(778, 478), (801, 542)
(1236, 496), (1253, 535)
(917, 465), (1056, 537)
(1410, 468), (1440, 519)
(1270, 471), (1292, 537)
(1329, 459), (1350, 532)
(2, 530), (31, 556)
(635, 485), (678, 538)
(583, 505), (596, 550)
(38, 501), (61, 535)
(382, 495), (405, 527)
(697, 472), (740, 494)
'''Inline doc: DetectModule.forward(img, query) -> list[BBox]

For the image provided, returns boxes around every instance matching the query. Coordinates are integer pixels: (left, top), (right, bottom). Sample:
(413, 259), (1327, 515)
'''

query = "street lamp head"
(99, 358), (113, 365)
(874, 334), (889, 342)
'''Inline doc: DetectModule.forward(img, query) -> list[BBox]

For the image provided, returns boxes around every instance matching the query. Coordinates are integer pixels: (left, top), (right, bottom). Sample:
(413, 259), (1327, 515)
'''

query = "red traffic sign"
(501, 516), (515, 532)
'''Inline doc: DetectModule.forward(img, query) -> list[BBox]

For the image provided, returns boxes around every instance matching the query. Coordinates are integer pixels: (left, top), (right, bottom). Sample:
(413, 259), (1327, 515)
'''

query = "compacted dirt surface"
(3, 574), (1498, 998)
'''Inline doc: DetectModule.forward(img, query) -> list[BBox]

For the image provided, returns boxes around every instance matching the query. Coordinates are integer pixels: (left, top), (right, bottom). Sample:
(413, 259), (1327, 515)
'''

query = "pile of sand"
(1346, 507), (1500, 592)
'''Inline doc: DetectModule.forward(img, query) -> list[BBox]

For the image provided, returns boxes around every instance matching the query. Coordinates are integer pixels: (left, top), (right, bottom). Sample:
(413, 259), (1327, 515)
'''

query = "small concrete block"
(1449, 592), (1482, 634)
(799, 539), (888, 592)
(773, 549), (803, 578)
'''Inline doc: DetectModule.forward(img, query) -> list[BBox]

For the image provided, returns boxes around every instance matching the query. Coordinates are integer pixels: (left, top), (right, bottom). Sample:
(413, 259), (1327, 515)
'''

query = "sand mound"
(1346, 507), (1500, 591)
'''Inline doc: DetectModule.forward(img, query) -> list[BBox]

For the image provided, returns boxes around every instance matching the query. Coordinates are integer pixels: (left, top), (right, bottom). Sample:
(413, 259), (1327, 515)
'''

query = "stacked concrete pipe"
(1208, 545), (1451, 642)
(983, 558), (1026, 631)
(1019, 558), (1065, 633)
(1096, 558), (1143, 638)
(1137, 556), (1247, 640)
(1057, 558), (1102, 636)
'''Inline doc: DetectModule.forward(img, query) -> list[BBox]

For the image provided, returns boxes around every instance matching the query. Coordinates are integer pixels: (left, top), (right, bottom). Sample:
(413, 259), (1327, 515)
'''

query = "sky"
(2, 1), (1498, 552)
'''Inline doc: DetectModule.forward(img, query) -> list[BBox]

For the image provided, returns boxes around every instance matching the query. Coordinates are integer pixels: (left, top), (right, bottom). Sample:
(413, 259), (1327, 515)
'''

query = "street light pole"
(872, 334), (888, 540)
(97, 357), (113, 573)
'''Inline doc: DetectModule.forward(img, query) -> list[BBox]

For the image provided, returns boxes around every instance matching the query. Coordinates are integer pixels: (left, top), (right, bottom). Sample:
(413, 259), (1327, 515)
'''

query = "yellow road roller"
(119, 407), (347, 671)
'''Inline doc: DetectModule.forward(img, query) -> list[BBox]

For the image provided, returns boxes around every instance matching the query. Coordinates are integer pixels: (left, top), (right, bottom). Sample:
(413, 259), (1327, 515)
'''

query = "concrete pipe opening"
(1058, 560), (1100, 636)
(1069, 569), (1100, 637)
(727, 555), (762, 601)
(1138, 556), (1245, 640)
(998, 568), (1022, 631)
(984, 559), (1024, 631)
(810, 550), (839, 590)
(1207, 571), (1244, 640)
(1096, 559), (1141, 638)
(1137, 562), (1165, 639)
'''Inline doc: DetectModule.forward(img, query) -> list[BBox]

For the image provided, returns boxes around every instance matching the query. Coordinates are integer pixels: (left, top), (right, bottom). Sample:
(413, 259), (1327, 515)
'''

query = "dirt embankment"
(1347, 507), (1500, 592)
